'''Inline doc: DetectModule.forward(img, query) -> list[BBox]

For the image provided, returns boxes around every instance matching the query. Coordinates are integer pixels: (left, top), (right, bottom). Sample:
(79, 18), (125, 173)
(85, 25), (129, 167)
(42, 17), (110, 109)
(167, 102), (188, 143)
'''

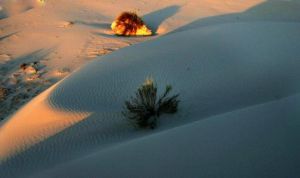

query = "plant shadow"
(74, 21), (111, 29)
(143, 5), (180, 34)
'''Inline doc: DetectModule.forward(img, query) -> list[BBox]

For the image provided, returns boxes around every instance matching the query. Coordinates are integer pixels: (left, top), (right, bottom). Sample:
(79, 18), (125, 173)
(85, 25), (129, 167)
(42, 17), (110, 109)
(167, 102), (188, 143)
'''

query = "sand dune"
(0, 0), (300, 178)
(0, 82), (91, 160)
(30, 93), (300, 178)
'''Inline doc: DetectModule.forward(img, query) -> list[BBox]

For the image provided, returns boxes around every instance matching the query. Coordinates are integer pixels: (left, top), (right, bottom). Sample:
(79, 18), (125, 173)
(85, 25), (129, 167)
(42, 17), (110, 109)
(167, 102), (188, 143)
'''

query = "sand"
(0, 0), (300, 177)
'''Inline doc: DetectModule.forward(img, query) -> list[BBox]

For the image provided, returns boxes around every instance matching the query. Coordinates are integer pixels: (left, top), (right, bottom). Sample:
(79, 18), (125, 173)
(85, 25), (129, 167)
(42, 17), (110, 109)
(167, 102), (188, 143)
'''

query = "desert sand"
(0, 0), (300, 178)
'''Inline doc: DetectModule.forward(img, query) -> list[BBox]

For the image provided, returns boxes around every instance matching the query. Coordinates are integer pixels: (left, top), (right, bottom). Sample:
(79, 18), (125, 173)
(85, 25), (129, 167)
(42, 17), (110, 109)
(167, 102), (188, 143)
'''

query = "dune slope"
(0, 20), (300, 177)
(31, 93), (300, 178)
(0, 0), (267, 120)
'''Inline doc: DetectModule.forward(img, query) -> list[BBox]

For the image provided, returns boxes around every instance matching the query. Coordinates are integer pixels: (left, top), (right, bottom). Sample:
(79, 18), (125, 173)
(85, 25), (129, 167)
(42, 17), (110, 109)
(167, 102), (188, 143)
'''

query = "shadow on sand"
(169, 0), (300, 35)
(74, 21), (111, 29)
(0, 32), (18, 41)
(143, 5), (180, 34)
(0, 49), (53, 75)
(1, 1), (300, 177)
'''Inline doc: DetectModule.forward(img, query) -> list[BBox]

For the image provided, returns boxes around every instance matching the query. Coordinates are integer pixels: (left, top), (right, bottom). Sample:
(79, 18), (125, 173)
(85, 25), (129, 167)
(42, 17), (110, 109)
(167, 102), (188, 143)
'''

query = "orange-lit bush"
(111, 12), (152, 36)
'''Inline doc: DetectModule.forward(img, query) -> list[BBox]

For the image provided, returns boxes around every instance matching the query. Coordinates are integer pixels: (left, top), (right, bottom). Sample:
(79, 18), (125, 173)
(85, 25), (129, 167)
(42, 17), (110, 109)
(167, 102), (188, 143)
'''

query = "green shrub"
(123, 78), (179, 129)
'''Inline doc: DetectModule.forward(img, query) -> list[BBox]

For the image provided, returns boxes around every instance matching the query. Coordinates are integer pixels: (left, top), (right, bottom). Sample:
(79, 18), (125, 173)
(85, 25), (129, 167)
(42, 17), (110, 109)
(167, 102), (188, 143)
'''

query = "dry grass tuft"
(123, 78), (179, 129)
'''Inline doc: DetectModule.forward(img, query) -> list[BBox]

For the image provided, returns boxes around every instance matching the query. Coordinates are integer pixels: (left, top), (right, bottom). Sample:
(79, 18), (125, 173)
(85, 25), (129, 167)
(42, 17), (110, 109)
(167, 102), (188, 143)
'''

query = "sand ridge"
(0, 82), (91, 161)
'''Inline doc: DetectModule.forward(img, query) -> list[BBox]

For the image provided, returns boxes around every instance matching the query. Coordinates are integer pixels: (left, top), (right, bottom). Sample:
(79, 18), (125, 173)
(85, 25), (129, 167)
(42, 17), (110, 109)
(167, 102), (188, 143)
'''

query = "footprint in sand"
(58, 21), (75, 28)
(54, 67), (71, 77)
(85, 38), (130, 58)
(0, 54), (11, 64)
(86, 47), (117, 58)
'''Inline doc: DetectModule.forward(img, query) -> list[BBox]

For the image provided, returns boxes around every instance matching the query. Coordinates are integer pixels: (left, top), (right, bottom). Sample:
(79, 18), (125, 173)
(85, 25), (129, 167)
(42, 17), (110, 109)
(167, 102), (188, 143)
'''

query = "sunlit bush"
(111, 12), (152, 36)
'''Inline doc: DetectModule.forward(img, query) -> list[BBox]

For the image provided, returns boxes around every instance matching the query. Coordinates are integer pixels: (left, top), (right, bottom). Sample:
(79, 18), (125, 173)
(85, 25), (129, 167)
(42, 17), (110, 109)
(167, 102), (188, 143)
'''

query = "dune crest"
(0, 84), (91, 161)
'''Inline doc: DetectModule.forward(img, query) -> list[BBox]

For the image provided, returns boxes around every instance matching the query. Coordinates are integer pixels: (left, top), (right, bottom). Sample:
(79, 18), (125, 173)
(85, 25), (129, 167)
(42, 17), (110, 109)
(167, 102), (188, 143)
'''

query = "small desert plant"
(123, 78), (179, 129)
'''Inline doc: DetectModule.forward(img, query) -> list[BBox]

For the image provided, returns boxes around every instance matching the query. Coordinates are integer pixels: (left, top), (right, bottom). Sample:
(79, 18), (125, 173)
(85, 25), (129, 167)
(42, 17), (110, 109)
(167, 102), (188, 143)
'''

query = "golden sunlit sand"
(0, 0), (299, 177)
(0, 83), (91, 161)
